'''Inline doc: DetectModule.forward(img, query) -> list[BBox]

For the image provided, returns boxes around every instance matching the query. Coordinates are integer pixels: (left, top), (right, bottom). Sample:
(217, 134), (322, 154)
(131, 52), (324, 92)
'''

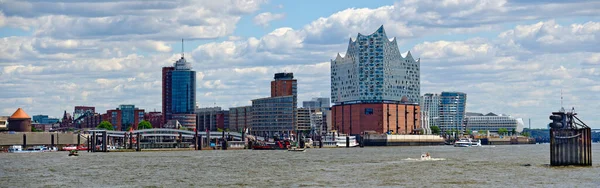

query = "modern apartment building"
(297, 108), (312, 132)
(229, 106), (252, 132)
(420, 93), (441, 128)
(439, 92), (467, 132)
(106, 105), (145, 131)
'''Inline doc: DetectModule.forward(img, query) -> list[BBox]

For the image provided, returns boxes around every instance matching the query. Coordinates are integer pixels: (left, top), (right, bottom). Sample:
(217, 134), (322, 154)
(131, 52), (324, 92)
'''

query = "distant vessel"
(62, 145), (88, 151)
(454, 138), (481, 147)
(252, 140), (290, 150)
(9, 145), (57, 153)
(287, 147), (306, 152)
(335, 136), (359, 147)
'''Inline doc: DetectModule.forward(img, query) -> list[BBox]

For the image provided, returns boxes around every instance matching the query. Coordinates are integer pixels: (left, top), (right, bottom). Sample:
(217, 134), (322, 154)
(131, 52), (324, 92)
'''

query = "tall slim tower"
(162, 40), (197, 129)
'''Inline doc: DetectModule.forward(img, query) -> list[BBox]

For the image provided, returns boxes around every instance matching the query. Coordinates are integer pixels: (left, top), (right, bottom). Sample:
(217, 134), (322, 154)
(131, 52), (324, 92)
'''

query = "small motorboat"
(68, 150), (79, 156)
(287, 147), (306, 152)
(420, 152), (431, 160)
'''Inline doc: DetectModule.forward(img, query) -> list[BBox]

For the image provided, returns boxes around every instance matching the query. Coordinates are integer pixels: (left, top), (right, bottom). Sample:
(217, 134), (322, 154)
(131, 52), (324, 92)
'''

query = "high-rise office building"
(421, 93), (441, 128)
(162, 49), (197, 129)
(439, 92), (467, 132)
(250, 73), (298, 137)
(330, 26), (421, 134)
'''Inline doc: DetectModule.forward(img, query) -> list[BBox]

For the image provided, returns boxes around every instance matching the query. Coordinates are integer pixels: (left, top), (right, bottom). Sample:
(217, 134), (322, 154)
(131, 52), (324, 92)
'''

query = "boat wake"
(402, 157), (446, 161)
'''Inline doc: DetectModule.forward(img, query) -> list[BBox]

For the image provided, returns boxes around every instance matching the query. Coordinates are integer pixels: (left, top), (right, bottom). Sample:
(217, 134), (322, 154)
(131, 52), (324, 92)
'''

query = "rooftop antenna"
(181, 38), (184, 58)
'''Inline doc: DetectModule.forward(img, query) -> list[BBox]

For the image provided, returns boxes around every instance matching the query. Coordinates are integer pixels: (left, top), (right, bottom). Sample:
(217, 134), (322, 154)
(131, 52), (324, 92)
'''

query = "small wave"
(403, 158), (446, 161)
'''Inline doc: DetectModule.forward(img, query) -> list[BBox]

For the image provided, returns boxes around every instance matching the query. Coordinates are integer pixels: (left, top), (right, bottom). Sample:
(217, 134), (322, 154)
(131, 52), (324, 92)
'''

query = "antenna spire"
(561, 89), (563, 108)
(181, 38), (184, 58)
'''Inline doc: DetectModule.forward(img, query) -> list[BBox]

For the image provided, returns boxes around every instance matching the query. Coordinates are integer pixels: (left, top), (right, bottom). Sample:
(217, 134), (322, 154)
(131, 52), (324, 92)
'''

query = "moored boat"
(252, 140), (290, 150)
(335, 136), (359, 147)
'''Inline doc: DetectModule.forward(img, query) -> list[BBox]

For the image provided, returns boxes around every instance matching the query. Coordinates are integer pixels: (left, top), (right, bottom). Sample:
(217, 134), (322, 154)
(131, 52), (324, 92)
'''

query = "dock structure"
(549, 109), (592, 166)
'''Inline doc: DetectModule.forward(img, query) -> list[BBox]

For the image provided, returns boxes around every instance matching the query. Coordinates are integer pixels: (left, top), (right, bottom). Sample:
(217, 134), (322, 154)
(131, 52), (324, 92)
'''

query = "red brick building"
(145, 112), (163, 128)
(332, 103), (420, 135)
(270, 72), (296, 97)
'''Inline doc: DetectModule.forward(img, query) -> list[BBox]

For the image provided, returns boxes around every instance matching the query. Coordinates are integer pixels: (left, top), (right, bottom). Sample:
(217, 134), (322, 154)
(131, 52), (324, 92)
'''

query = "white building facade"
(464, 113), (525, 133)
(420, 93), (441, 128)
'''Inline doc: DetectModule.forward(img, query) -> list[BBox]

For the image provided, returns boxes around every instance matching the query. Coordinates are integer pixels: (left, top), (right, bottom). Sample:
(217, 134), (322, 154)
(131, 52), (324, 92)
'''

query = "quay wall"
(0, 132), (84, 147)
(363, 134), (445, 146)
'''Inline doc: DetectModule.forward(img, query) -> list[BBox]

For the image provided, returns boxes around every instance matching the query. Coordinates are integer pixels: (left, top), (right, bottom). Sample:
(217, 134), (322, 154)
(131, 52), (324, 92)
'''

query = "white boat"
(335, 136), (359, 147)
(454, 138), (481, 147)
(420, 153), (431, 160)
(8, 145), (23, 153)
(10, 145), (57, 153)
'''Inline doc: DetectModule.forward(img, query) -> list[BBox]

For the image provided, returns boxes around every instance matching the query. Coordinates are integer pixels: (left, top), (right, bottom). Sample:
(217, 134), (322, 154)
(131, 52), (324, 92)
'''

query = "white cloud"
(253, 12), (285, 27)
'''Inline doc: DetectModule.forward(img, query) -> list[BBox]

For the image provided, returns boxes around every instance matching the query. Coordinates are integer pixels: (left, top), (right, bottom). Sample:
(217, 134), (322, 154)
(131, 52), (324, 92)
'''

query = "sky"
(1, 0), (599, 129)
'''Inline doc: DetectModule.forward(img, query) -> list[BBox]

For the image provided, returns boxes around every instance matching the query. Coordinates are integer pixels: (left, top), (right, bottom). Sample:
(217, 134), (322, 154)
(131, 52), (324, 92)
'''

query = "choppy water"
(1, 144), (599, 187)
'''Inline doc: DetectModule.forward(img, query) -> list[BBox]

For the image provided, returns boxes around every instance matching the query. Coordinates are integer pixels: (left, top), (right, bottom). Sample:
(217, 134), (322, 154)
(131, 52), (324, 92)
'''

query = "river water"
(1, 144), (599, 187)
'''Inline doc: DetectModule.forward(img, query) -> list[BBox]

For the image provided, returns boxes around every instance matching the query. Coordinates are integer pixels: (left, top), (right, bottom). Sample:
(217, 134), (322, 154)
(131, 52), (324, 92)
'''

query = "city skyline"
(1, 0), (599, 128)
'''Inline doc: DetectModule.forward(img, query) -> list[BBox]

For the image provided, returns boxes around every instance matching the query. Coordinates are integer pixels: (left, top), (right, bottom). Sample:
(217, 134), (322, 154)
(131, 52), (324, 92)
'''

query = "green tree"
(96, 121), (114, 130)
(511, 128), (516, 136)
(522, 132), (530, 137)
(498, 128), (508, 136)
(430, 126), (441, 135)
(138, 120), (152, 130)
(31, 127), (43, 132)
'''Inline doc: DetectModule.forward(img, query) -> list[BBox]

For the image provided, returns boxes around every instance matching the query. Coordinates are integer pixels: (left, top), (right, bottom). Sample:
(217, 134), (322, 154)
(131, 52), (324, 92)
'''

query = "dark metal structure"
(549, 108), (592, 166)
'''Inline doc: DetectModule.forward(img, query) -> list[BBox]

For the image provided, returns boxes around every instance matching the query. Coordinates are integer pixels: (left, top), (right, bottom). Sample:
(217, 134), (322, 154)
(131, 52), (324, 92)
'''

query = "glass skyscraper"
(162, 55), (196, 129)
(439, 92), (467, 132)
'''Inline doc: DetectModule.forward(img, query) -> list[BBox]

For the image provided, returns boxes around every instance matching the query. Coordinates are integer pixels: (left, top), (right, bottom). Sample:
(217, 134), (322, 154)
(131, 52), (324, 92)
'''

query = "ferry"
(454, 138), (481, 147)
(62, 145), (88, 151)
(335, 136), (360, 147)
(8, 145), (58, 153)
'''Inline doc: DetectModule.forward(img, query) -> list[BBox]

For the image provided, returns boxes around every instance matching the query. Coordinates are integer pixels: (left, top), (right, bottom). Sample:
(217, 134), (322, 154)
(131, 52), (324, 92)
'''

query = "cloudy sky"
(1, 0), (599, 128)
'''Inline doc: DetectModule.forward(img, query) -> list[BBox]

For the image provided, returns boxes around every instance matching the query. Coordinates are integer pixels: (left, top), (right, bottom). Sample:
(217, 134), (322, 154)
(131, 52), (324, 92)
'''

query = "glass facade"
(331, 26), (420, 105)
(251, 96), (295, 135)
(438, 92), (467, 132)
(171, 70), (196, 114)
(120, 104), (135, 131)
(465, 115), (524, 133)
